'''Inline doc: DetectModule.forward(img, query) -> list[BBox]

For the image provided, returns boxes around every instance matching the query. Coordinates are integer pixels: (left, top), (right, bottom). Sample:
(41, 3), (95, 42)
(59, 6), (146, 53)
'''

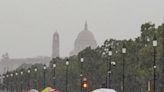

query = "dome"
(76, 30), (96, 41)
(74, 22), (97, 54)
(69, 21), (97, 56)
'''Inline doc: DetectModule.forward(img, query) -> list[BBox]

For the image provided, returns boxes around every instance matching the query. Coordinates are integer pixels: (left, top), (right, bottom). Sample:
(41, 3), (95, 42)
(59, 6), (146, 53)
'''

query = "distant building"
(0, 56), (51, 74)
(52, 31), (60, 58)
(70, 21), (97, 56)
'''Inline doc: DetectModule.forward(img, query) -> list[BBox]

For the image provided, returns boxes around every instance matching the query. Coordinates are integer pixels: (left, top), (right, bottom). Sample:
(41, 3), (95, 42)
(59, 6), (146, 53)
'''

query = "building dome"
(70, 21), (97, 56)
(76, 30), (96, 41)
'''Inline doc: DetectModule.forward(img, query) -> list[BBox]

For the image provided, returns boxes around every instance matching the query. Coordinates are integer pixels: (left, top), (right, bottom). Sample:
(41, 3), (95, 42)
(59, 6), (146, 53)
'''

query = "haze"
(0, 0), (164, 58)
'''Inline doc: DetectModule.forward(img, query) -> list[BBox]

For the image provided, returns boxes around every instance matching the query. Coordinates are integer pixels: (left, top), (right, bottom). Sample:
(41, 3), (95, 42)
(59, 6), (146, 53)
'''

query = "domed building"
(70, 22), (97, 56)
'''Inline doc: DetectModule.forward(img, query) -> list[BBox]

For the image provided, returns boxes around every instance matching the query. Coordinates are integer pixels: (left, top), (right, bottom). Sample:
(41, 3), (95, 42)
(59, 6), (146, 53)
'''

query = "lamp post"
(20, 71), (23, 92)
(122, 43), (126, 92)
(27, 68), (31, 90)
(34, 67), (38, 89)
(153, 34), (157, 92)
(2, 75), (5, 91)
(10, 73), (13, 92)
(15, 72), (18, 92)
(66, 59), (69, 92)
(111, 61), (116, 88)
(43, 64), (47, 88)
(6, 74), (9, 91)
(108, 46), (112, 88)
(52, 59), (56, 88)
(102, 51), (108, 88)
(80, 57), (84, 92)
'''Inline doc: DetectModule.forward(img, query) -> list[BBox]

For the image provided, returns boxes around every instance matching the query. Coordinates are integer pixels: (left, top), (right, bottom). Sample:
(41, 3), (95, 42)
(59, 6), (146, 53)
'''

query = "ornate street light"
(27, 68), (31, 89)
(15, 72), (18, 92)
(52, 59), (56, 88)
(66, 59), (69, 92)
(108, 46), (112, 88)
(10, 73), (13, 92)
(153, 34), (157, 92)
(34, 67), (38, 89)
(43, 64), (47, 88)
(122, 43), (126, 92)
(80, 57), (84, 92)
(20, 71), (24, 92)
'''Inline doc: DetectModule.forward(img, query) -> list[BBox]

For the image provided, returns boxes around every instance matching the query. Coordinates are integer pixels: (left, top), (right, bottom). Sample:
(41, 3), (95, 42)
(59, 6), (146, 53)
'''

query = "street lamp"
(108, 46), (112, 88)
(20, 71), (24, 92)
(6, 74), (9, 91)
(102, 44), (109, 88)
(27, 68), (31, 90)
(122, 43), (126, 92)
(66, 59), (69, 92)
(153, 34), (157, 92)
(52, 59), (56, 88)
(34, 67), (38, 89)
(2, 75), (5, 91)
(15, 72), (18, 92)
(10, 73), (13, 92)
(43, 64), (47, 88)
(80, 57), (84, 92)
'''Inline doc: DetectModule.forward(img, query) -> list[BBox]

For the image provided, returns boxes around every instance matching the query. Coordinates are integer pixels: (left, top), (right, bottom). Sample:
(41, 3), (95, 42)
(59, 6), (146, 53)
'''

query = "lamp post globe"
(20, 71), (23, 75)
(53, 63), (56, 68)
(34, 67), (38, 72)
(122, 45), (126, 54)
(108, 47), (112, 56)
(28, 68), (31, 73)
(81, 58), (84, 63)
(111, 61), (116, 66)
(153, 35), (157, 47)
(44, 64), (47, 70)
(15, 72), (18, 76)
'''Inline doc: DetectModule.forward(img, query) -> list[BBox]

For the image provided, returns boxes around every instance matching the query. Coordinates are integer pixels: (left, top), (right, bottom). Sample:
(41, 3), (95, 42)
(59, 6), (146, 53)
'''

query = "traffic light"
(81, 76), (88, 92)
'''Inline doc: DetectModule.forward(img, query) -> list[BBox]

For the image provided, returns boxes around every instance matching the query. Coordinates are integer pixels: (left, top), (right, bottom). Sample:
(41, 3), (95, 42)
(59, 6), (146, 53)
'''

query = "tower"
(52, 31), (60, 58)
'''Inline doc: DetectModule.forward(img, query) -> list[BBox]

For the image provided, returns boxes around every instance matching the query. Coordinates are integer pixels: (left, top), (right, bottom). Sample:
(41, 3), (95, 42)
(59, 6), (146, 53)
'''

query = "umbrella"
(41, 87), (52, 92)
(50, 89), (59, 92)
(28, 89), (39, 92)
(92, 88), (117, 92)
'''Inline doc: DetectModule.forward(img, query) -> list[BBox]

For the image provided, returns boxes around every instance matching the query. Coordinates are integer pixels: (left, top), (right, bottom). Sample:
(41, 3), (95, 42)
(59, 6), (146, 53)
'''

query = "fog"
(0, 0), (163, 58)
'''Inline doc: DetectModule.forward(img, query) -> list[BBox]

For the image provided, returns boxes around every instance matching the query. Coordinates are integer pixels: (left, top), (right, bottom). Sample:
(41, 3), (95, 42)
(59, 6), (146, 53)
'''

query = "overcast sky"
(0, 0), (164, 58)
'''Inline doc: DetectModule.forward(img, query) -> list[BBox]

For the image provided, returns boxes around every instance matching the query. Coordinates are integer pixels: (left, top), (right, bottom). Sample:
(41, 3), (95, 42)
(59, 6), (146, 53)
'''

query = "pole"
(108, 56), (111, 88)
(21, 75), (23, 92)
(153, 46), (156, 92)
(80, 63), (83, 92)
(66, 65), (68, 92)
(28, 72), (30, 90)
(53, 66), (56, 88)
(44, 69), (46, 88)
(123, 53), (125, 92)
(106, 58), (109, 88)
(35, 71), (37, 89)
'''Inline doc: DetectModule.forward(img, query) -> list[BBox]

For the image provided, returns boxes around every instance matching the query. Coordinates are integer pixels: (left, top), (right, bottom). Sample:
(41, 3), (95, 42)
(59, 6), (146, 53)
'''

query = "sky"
(0, 0), (164, 58)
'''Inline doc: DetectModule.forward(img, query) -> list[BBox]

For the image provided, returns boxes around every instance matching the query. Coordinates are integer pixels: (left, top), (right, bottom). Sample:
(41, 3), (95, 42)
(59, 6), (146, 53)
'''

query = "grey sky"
(0, 0), (164, 58)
